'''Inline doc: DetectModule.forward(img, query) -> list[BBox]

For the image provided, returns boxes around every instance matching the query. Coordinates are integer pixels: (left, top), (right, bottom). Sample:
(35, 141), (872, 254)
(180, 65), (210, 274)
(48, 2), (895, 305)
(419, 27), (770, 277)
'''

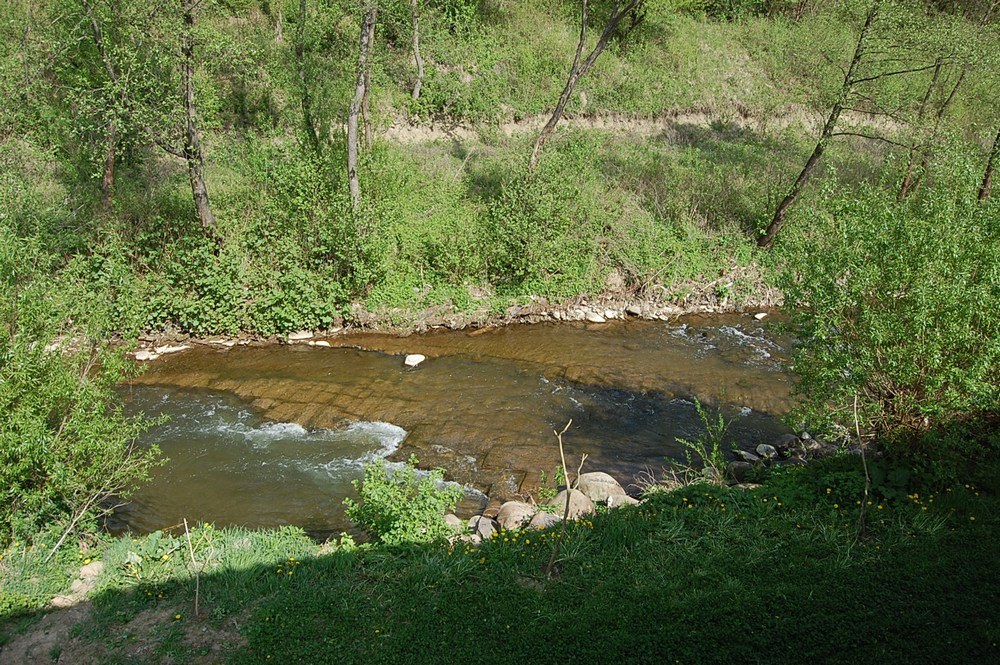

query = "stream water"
(115, 315), (796, 538)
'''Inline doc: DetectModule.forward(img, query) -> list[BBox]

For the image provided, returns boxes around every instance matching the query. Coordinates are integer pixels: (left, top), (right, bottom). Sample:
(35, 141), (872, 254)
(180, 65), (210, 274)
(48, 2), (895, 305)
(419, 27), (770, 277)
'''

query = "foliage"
(0, 229), (158, 544)
(780, 175), (999, 457)
(344, 456), (464, 545)
(671, 399), (733, 483)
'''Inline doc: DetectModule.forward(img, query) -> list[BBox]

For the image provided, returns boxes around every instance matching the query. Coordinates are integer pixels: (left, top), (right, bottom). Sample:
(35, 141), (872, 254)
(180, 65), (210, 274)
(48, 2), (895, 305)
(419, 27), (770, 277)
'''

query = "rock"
(308, 340), (331, 347)
(727, 461), (753, 483)
(458, 533), (482, 545)
(467, 515), (498, 540)
(496, 501), (536, 531)
(754, 312), (768, 320)
(585, 311), (606, 324)
(133, 350), (159, 361)
(735, 449), (760, 464)
(734, 483), (763, 491)
(755, 443), (779, 460)
(773, 433), (800, 453)
(576, 472), (628, 504)
(79, 561), (103, 578)
(404, 354), (426, 367)
(604, 309), (618, 320)
(154, 344), (189, 355)
(607, 494), (640, 509)
(443, 514), (465, 531)
(528, 511), (562, 530)
(625, 305), (642, 317)
(288, 330), (313, 341)
(548, 489), (595, 520)
(50, 595), (76, 609)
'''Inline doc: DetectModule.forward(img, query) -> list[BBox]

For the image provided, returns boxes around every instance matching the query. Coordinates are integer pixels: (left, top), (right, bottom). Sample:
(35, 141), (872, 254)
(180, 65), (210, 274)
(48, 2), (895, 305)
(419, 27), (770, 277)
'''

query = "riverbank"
(3, 454), (998, 664)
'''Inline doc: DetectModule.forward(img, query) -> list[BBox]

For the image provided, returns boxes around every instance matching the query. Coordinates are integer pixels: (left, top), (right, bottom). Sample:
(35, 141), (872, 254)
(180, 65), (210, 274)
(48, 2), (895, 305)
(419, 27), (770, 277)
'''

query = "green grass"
(3, 455), (998, 663)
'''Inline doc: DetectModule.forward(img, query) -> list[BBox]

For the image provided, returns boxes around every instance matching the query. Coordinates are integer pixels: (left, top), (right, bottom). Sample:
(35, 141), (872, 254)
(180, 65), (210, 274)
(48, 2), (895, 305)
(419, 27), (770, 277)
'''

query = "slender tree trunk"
(360, 7), (377, 148)
(181, 0), (217, 233)
(81, 0), (120, 208)
(275, 4), (284, 42)
(100, 119), (116, 207)
(907, 66), (966, 197)
(758, 0), (879, 249)
(296, 0), (320, 151)
(528, 0), (641, 172)
(898, 59), (941, 200)
(410, 0), (424, 100)
(348, 5), (377, 212)
(979, 126), (1000, 202)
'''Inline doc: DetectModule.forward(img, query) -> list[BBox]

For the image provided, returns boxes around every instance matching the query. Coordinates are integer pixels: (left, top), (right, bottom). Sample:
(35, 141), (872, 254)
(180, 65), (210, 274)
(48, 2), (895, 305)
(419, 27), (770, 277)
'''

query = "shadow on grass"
(3, 469), (999, 664)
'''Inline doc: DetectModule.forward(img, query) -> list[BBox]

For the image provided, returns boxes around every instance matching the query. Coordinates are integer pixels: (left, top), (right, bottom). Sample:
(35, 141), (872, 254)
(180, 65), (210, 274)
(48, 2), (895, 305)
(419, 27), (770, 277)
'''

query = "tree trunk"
(181, 0), (217, 233)
(979, 126), (1000, 202)
(898, 59), (941, 200)
(360, 7), (377, 148)
(348, 5), (377, 212)
(907, 66), (966, 198)
(410, 0), (424, 100)
(81, 0), (119, 208)
(528, 0), (642, 172)
(758, 0), (879, 249)
(275, 4), (283, 43)
(100, 119), (116, 208)
(296, 0), (320, 151)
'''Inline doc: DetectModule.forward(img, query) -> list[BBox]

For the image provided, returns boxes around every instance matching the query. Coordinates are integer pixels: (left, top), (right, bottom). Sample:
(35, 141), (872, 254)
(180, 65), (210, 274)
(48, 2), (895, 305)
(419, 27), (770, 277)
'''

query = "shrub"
(0, 229), (158, 543)
(344, 456), (464, 545)
(780, 180), (999, 460)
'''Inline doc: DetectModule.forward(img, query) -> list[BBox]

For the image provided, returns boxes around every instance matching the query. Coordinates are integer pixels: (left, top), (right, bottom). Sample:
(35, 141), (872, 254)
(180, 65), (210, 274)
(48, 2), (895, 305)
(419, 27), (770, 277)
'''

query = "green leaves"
(345, 456), (464, 545)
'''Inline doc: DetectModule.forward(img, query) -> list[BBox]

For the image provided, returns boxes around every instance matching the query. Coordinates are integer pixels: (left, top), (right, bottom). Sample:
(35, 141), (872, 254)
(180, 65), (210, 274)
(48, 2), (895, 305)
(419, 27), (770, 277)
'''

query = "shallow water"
(119, 315), (795, 536)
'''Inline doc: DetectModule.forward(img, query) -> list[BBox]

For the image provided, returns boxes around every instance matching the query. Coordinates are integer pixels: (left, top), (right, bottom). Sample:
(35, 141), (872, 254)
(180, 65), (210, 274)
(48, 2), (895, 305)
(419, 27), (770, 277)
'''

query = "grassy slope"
(2, 458), (998, 663)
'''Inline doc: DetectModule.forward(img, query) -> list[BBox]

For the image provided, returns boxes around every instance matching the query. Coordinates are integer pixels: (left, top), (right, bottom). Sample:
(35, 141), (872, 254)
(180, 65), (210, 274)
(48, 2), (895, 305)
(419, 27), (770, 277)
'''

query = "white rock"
(604, 309), (618, 320)
(548, 489), (596, 520)
(308, 340), (331, 347)
(576, 472), (628, 504)
(754, 312), (768, 320)
(607, 495), (640, 509)
(528, 511), (562, 530)
(404, 354), (426, 367)
(756, 443), (779, 460)
(133, 350), (159, 361)
(625, 305), (642, 317)
(585, 311), (606, 324)
(154, 344), (189, 355)
(288, 330), (314, 341)
(496, 501), (536, 530)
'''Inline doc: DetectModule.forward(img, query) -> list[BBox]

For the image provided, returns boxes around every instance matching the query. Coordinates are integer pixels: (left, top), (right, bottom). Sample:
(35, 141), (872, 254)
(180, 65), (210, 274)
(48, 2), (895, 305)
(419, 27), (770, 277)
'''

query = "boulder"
(727, 461), (753, 483)
(576, 472), (628, 504)
(754, 312), (768, 320)
(467, 515), (498, 540)
(735, 449), (760, 464)
(773, 433), (800, 453)
(496, 501), (536, 531)
(288, 330), (313, 341)
(625, 304), (642, 317)
(755, 443), (778, 460)
(153, 344), (189, 355)
(404, 354), (426, 367)
(547, 489), (595, 520)
(607, 494), (640, 509)
(133, 350), (159, 361)
(528, 511), (563, 530)
(443, 513), (465, 531)
(585, 311), (607, 324)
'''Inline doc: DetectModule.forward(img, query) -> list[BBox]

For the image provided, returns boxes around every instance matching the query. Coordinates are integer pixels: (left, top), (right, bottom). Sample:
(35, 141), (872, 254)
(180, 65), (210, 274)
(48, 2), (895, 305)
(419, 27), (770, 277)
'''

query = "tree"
(758, 0), (953, 248)
(528, 0), (645, 172)
(178, 0), (217, 233)
(347, 3), (377, 211)
(410, 0), (424, 100)
(979, 125), (1000, 200)
(296, 0), (322, 152)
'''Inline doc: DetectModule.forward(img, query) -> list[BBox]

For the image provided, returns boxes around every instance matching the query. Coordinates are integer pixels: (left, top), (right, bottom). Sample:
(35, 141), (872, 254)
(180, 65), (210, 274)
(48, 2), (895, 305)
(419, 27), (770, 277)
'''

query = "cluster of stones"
(726, 432), (835, 485)
(444, 472), (640, 545)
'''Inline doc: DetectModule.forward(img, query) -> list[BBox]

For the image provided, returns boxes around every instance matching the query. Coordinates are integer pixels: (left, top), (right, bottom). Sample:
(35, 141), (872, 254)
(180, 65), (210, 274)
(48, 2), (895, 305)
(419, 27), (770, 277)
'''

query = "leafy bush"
(0, 229), (158, 543)
(344, 457), (463, 545)
(780, 180), (999, 458)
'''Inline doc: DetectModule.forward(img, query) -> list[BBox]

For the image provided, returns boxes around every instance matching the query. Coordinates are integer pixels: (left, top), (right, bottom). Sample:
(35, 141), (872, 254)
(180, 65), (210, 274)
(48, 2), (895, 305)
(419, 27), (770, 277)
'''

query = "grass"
(2, 455), (998, 663)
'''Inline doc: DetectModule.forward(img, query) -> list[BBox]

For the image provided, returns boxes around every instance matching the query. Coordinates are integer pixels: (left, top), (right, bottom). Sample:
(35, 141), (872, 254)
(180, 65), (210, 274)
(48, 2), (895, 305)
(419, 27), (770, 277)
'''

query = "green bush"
(0, 229), (158, 544)
(780, 178), (999, 459)
(344, 457), (464, 545)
